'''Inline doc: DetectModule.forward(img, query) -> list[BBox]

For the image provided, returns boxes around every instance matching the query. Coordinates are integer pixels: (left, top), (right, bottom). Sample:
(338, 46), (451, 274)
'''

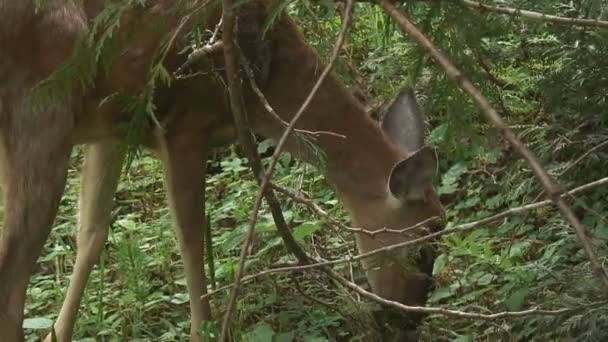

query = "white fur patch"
(385, 189), (402, 210)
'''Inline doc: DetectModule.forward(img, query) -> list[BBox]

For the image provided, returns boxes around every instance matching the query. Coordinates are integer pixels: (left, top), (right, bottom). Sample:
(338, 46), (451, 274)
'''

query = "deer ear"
(388, 146), (437, 201)
(381, 87), (426, 151)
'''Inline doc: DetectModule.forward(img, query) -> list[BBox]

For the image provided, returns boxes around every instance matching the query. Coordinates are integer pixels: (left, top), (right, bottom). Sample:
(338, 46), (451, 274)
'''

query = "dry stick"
(378, 0), (608, 290)
(162, 0), (216, 77)
(219, 0), (355, 338)
(458, 0), (608, 29)
(219, 0), (311, 339)
(275, 176), (608, 272)
(238, 51), (346, 139)
(202, 177), (608, 301)
(236, 50), (335, 261)
(271, 183), (441, 237)
(174, 40), (224, 77)
(329, 268), (607, 319)
(219, 3), (258, 337)
(202, 258), (608, 320)
(559, 139), (608, 176)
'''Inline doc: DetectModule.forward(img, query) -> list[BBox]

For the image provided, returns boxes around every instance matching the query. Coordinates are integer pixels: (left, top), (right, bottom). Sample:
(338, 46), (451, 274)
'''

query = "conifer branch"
(458, 0), (608, 29)
(378, 0), (608, 290)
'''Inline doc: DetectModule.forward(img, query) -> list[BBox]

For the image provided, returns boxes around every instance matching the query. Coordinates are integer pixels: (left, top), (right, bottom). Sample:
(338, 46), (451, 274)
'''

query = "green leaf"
(116, 218), (138, 231)
(274, 331), (295, 342)
(485, 194), (504, 209)
(244, 323), (275, 342)
(428, 123), (449, 145)
(429, 286), (453, 302)
(451, 335), (473, 342)
(257, 139), (275, 154)
(505, 288), (529, 311)
(23, 317), (53, 330)
(293, 222), (321, 241)
(438, 162), (468, 195)
(303, 336), (328, 342)
(432, 254), (446, 275)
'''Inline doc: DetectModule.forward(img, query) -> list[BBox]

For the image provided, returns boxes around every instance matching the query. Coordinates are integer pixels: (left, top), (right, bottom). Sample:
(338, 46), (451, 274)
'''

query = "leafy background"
(5, 0), (608, 340)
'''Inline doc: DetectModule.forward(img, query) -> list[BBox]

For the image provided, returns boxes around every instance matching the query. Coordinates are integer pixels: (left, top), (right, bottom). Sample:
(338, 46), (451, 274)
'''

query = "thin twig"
(202, 260), (608, 320)
(271, 183), (441, 237)
(329, 268), (607, 319)
(559, 139), (608, 176)
(162, 0), (215, 77)
(218, 0), (317, 338)
(140, 0), (212, 131)
(257, 0), (354, 198)
(219, 5), (257, 337)
(201, 177), (608, 301)
(210, 17), (223, 44)
(238, 51), (346, 139)
(378, 0), (608, 290)
(174, 41), (224, 77)
(458, 0), (608, 29)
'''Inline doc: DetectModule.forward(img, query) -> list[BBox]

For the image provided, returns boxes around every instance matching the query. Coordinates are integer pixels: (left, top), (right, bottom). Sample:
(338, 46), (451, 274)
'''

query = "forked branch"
(239, 50), (346, 139)
(219, 0), (354, 339)
(270, 183), (441, 237)
(219, 0), (310, 339)
(330, 268), (607, 319)
(203, 258), (607, 321)
(378, 0), (608, 289)
(458, 0), (608, 29)
(174, 40), (223, 77)
(203, 178), (608, 321)
(203, 177), (608, 301)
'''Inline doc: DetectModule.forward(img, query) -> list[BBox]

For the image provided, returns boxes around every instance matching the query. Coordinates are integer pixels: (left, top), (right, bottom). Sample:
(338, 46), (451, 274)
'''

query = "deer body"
(0, 1), (443, 341)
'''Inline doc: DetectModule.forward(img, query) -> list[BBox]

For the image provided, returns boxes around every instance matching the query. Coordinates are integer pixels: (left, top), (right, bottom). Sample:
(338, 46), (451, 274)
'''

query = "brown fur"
(0, 1), (444, 341)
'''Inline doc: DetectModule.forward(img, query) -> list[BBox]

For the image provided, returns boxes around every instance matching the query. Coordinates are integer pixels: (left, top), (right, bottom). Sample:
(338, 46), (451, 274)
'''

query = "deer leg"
(46, 142), (124, 342)
(0, 96), (74, 342)
(157, 132), (211, 341)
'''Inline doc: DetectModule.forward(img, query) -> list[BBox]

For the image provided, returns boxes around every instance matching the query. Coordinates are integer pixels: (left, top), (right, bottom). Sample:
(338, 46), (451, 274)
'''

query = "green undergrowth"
(22, 145), (382, 341)
(8, 0), (608, 341)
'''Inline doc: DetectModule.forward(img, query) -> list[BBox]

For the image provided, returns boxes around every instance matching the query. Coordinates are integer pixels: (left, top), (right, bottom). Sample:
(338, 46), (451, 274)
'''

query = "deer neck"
(246, 15), (404, 202)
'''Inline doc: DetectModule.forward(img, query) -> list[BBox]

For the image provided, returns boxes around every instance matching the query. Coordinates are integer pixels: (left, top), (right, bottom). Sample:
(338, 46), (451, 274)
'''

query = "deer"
(0, 0), (444, 341)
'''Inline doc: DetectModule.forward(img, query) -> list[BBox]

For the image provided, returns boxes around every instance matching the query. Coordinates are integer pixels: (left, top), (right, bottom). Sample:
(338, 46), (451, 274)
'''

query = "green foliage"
(18, 0), (608, 340)
(297, 0), (608, 339)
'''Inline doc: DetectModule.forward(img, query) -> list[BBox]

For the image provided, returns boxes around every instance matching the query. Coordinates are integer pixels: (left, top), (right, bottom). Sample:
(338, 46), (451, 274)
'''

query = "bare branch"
(458, 0), (608, 29)
(270, 183), (441, 237)
(378, 0), (608, 290)
(218, 2), (261, 337)
(174, 41), (223, 78)
(210, 17), (223, 44)
(219, 1), (354, 336)
(257, 0), (355, 189)
(202, 261), (608, 321)
(219, 0), (309, 338)
(559, 139), (608, 176)
(238, 51), (346, 139)
(202, 177), (608, 302)
(329, 268), (608, 319)
(272, 177), (608, 273)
